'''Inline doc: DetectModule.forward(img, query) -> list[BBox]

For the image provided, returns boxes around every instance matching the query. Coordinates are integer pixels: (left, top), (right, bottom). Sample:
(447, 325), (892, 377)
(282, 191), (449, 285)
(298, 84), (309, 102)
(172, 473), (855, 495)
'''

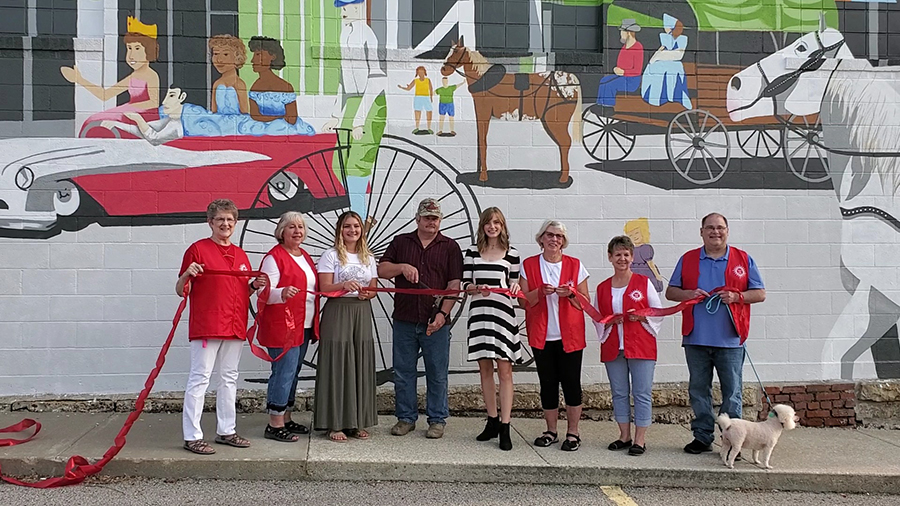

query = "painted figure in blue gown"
(641, 14), (692, 110)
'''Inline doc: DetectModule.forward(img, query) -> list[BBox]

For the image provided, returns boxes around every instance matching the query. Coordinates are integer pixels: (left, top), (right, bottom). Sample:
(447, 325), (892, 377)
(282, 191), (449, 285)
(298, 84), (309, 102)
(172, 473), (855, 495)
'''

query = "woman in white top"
(258, 211), (319, 443)
(314, 211), (379, 442)
(593, 235), (663, 456)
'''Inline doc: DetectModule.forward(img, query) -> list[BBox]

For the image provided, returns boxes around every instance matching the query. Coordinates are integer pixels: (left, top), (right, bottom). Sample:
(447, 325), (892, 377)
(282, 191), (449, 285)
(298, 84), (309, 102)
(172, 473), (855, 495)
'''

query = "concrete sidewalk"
(1, 412), (898, 494)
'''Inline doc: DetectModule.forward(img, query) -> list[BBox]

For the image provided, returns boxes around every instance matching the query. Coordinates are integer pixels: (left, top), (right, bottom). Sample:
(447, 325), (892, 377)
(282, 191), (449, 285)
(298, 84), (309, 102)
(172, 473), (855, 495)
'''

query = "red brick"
(832, 408), (855, 417)
(805, 418), (825, 427)
(830, 383), (855, 392)
(794, 410), (806, 419)
(840, 392), (856, 400)
(793, 402), (807, 410)
(844, 399), (857, 408)
(831, 400), (845, 409)
(816, 392), (840, 401)
(807, 410), (830, 418)
(820, 401), (832, 410)
(783, 386), (807, 394)
(775, 394), (791, 402)
(791, 393), (813, 401)
(807, 401), (820, 410)
(764, 386), (782, 395)
(807, 384), (832, 392)
(824, 417), (850, 427)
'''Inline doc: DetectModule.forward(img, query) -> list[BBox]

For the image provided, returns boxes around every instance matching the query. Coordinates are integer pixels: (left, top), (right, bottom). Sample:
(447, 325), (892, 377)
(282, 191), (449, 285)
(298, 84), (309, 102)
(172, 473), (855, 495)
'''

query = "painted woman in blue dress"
(641, 14), (692, 110)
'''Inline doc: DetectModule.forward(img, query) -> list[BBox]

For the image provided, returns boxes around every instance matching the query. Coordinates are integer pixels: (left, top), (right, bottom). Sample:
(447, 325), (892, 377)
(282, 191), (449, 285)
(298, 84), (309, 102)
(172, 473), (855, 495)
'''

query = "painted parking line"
(601, 485), (640, 506)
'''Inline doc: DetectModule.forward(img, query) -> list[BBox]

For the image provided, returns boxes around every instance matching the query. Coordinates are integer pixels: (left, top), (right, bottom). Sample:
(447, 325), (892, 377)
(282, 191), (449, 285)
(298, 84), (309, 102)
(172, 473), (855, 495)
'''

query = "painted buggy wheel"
(239, 134), (480, 384)
(53, 180), (81, 217)
(666, 109), (731, 185)
(736, 126), (780, 158)
(581, 104), (636, 162)
(782, 115), (830, 183)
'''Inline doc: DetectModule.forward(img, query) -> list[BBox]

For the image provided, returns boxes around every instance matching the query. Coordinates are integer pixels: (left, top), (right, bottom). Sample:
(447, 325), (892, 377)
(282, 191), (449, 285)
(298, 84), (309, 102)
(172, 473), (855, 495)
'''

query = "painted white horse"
(727, 17), (900, 380)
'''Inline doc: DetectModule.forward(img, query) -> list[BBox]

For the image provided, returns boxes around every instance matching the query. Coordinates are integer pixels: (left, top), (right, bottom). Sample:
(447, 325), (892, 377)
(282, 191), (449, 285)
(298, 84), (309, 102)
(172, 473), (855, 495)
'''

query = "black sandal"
(284, 420), (310, 434)
(628, 444), (645, 456)
(561, 433), (581, 452)
(533, 431), (558, 447)
(264, 425), (299, 443)
(608, 439), (633, 451)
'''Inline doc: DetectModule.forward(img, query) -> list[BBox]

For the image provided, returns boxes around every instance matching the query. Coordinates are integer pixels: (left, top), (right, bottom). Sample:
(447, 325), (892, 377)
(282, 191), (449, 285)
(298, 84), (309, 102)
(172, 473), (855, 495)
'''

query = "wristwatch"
(438, 309), (450, 319)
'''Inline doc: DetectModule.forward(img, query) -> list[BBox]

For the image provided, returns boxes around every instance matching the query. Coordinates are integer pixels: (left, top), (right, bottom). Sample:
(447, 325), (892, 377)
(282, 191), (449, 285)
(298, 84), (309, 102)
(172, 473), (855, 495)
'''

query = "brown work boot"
(390, 420), (416, 436)
(426, 423), (445, 439)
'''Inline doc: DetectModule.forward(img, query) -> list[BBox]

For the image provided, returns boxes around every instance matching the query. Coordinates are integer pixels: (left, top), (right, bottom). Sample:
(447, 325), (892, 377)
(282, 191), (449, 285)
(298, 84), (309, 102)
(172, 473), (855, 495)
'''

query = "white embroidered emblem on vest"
(239, 264), (249, 271)
(629, 289), (644, 302)
(733, 265), (746, 279)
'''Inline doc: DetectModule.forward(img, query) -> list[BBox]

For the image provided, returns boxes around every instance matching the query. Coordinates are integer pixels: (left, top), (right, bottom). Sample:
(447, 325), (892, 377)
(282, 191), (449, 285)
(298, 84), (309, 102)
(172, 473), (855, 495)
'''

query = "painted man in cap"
(323, 0), (387, 221)
(596, 19), (644, 107)
(378, 198), (463, 440)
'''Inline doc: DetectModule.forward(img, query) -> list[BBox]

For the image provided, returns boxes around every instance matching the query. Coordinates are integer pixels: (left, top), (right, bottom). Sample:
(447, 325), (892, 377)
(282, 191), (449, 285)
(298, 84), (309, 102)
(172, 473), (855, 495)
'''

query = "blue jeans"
(393, 320), (450, 425)
(266, 329), (312, 415)
(604, 351), (656, 427)
(597, 75), (641, 106)
(684, 345), (745, 446)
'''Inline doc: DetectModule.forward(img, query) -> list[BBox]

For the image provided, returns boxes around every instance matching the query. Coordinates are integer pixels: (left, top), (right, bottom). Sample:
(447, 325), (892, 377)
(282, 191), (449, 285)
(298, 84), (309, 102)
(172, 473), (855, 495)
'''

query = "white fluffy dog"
(717, 404), (799, 469)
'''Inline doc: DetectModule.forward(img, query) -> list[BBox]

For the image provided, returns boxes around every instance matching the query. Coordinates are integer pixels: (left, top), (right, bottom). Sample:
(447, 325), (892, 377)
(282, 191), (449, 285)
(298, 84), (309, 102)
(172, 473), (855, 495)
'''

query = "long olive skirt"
(313, 297), (378, 431)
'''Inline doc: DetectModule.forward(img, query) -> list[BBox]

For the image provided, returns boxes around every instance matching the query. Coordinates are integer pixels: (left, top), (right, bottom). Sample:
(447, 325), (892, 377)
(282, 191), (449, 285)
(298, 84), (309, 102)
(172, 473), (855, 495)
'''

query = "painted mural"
(1, 0), (900, 396)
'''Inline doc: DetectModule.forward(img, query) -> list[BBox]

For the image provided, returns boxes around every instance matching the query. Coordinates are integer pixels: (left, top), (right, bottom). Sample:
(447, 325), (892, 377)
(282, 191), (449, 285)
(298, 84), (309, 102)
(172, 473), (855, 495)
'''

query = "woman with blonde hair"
(463, 207), (521, 451)
(257, 211), (319, 443)
(519, 220), (590, 451)
(314, 211), (379, 441)
(208, 34), (249, 114)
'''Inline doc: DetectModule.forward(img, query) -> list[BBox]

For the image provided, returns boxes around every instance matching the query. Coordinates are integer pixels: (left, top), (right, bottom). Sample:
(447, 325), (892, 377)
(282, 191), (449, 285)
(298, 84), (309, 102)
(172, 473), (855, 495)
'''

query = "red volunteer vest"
(597, 274), (657, 362)
(523, 254), (586, 353)
(680, 246), (751, 343)
(257, 245), (320, 348)
(182, 238), (252, 341)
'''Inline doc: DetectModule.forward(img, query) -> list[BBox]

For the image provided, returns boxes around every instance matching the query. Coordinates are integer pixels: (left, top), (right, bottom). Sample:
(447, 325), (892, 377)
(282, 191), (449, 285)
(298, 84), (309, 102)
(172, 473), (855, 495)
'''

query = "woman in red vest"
(519, 220), (590, 451)
(177, 199), (266, 455)
(257, 211), (320, 443)
(593, 236), (663, 456)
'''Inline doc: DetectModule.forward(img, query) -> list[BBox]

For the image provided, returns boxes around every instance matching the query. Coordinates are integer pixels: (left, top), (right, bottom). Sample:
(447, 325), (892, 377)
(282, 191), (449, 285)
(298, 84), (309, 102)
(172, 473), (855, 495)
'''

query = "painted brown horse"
(441, 37), (583, 183)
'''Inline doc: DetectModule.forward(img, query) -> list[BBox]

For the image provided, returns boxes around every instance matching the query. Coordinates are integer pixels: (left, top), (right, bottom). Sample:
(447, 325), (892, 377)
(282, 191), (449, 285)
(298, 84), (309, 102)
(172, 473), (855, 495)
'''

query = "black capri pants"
(532, 340), (583, 409)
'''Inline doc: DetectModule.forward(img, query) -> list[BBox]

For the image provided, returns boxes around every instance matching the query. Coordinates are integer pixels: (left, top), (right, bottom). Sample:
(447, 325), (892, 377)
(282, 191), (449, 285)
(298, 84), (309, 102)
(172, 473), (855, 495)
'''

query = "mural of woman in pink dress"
(60, 16), (161, 137)
(625, 218), (665, 293)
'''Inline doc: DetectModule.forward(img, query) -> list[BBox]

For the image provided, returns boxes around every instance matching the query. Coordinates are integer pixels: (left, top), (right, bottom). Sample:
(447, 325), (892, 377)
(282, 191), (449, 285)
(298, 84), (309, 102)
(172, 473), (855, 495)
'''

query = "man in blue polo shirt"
(666, 213), (766, 455)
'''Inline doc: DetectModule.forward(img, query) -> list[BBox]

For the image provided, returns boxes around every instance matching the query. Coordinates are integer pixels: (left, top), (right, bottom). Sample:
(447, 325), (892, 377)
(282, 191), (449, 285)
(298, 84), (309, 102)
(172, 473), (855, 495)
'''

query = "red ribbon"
(0, 418), (41, 447)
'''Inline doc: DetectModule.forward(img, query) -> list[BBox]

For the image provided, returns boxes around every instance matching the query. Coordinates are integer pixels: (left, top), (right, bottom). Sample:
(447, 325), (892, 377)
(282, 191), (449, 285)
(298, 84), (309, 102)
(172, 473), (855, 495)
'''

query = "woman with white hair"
(257, 211), (319, 443)
(519, 220), (590, 451)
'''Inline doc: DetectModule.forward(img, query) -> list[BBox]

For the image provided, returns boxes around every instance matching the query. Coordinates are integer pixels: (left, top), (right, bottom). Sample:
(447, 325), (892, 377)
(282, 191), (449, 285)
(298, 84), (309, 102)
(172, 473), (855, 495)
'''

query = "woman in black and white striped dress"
(463, 207), (521, 451)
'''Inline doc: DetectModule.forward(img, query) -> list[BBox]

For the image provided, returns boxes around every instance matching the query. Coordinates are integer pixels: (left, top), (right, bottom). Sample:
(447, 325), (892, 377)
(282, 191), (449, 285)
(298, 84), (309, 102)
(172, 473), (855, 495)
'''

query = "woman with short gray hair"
(519, 219), (590, 451)
(257, 211), (319, 443)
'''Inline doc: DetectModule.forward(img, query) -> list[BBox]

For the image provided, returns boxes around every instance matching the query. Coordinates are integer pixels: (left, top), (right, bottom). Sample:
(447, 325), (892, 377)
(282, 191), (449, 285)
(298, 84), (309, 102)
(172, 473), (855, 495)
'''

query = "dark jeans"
(392, 320), (451, 425)
(684, 345), (745, 446)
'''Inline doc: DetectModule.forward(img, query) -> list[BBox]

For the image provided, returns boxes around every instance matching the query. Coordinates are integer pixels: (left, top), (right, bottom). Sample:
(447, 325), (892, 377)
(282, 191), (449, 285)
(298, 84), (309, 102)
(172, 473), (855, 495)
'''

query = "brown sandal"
(328, 430), (348, 442)
(343, 428), (370, 440)
(214, 433), (251, 448)
(184, 439), (216, 455)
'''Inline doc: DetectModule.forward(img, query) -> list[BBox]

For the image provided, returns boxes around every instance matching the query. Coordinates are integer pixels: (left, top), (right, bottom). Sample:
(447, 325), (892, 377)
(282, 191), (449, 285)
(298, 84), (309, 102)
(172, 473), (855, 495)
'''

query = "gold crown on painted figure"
(127, 16), (158, 39)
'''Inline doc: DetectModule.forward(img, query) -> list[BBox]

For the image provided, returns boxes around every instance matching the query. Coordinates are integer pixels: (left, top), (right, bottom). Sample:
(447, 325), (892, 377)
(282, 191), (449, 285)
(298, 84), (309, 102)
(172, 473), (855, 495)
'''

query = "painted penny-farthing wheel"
(239, 131), (480, 385)
(781, 114), (830, 183)
(581, 104), (636, 162)
(666, 109), (731, 185)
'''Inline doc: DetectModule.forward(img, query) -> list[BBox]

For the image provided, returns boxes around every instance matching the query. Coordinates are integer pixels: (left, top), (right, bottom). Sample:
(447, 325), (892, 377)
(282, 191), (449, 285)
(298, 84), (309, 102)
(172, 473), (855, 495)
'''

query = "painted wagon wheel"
(736, 126), (780, 158)
(782, 115), (830, 183)
(239, 135), (480, 385)
(581, 104), (636, 162)
(666, 109), (731, 185)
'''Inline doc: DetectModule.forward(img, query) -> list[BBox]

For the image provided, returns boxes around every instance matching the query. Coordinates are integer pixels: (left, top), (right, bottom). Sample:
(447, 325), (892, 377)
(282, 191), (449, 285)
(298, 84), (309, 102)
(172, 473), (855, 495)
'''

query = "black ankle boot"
(476, 416), (501, 441)
(499, 422), (512, 451)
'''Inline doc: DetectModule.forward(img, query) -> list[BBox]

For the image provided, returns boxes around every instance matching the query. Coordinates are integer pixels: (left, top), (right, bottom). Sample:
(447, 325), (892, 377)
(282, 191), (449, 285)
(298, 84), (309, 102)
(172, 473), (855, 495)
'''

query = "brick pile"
(759, 383), (858, 427)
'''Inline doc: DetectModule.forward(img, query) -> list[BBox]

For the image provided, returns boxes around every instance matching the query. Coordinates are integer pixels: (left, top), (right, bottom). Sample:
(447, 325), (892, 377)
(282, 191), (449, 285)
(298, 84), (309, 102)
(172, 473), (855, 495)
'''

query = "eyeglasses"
(543, 232), (565, 240)
(212, 217), (236, 224)
(702, 226), (727, 232)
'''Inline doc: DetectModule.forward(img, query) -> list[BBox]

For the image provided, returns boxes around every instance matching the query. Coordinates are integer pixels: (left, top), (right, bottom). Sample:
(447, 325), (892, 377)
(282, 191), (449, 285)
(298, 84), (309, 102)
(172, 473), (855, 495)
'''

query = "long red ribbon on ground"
(0, 269), (739, 487)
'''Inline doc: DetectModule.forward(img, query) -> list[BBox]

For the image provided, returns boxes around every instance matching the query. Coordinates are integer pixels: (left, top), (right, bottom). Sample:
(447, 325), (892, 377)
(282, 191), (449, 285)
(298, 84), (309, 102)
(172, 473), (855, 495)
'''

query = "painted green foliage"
(607, 0), (840, 32)
(238, 0), (342, 95)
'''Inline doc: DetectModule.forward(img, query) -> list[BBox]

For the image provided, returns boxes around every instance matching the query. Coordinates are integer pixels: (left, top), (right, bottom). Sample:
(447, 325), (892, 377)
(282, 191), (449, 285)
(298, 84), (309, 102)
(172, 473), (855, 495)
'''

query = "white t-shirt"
(520, 255), (590, 341)
(261, 252), (317, 328)
(317, 248), (378, 297)
(594, 278), (663, 350)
